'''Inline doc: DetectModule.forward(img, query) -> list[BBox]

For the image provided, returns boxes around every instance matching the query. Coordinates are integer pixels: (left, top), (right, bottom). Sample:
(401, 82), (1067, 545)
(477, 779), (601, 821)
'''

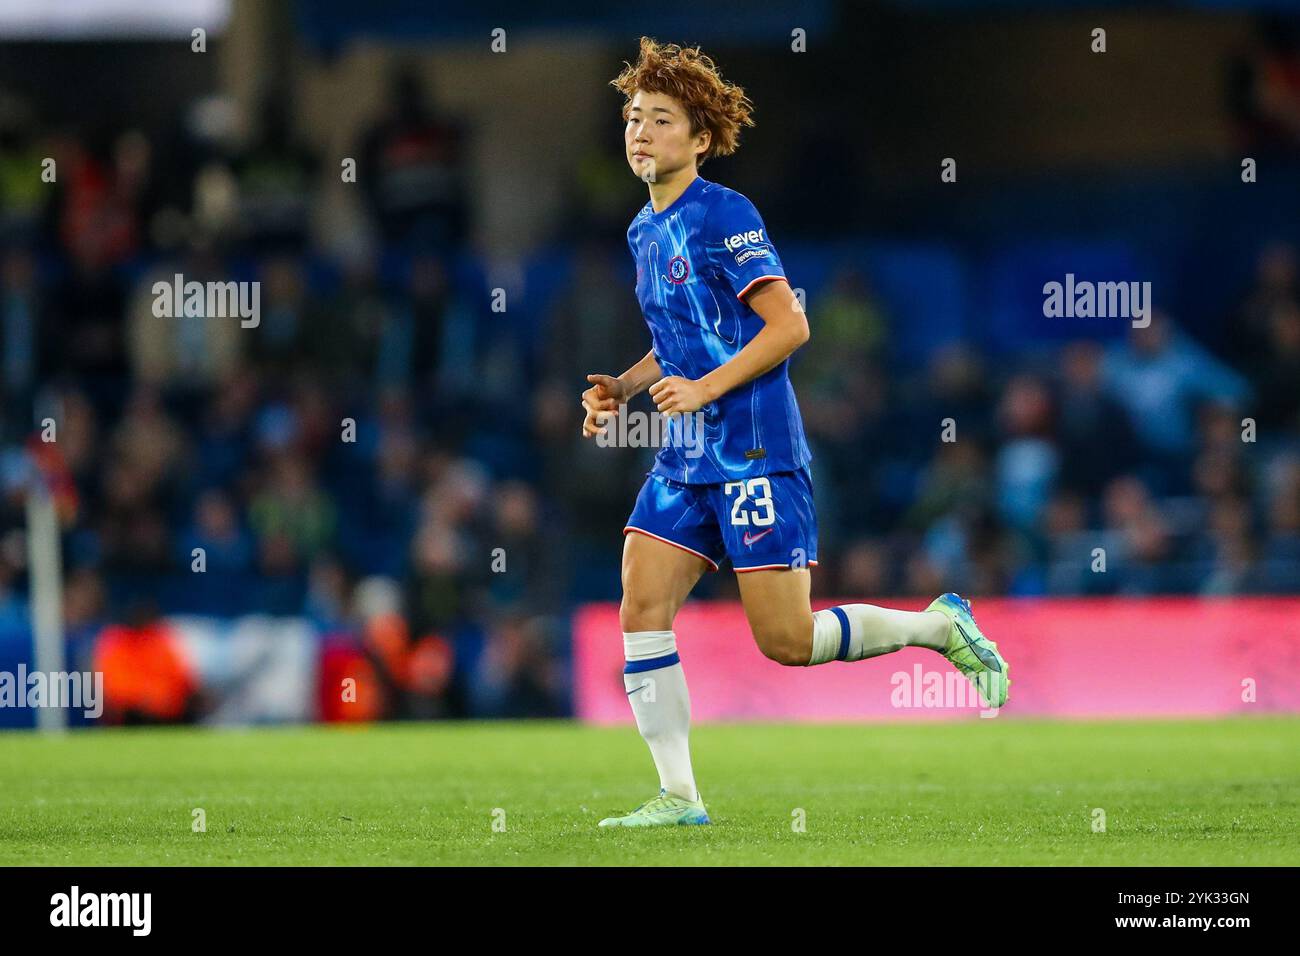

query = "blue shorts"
(624, 467), (819, 572)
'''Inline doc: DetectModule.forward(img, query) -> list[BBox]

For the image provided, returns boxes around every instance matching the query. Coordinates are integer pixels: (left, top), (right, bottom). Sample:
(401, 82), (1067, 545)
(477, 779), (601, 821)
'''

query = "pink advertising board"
(573, 598), (1300, 723)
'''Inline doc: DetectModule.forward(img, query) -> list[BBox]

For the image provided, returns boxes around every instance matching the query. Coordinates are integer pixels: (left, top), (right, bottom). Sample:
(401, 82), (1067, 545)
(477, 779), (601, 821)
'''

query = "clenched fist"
(648, 376), (709, 416)
(581, 373), (630, 438)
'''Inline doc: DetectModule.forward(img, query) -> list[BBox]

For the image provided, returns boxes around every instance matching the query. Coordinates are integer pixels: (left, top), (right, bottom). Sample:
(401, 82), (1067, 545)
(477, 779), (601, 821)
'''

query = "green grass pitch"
(1, 717), (1296, 865)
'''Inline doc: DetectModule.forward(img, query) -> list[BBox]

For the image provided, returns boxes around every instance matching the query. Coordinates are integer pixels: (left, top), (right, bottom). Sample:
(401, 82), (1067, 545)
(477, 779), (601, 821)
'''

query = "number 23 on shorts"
(724, 477), (775, 526)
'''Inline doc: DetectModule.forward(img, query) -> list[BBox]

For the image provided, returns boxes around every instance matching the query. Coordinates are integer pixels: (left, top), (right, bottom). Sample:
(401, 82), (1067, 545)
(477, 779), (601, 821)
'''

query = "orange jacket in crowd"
(93, 621), (198, 722)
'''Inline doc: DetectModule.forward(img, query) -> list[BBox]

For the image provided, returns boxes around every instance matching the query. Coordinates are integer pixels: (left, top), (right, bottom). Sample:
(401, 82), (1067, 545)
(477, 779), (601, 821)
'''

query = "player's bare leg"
(735, 565), (816, 665)
(618, 529), (708, 634)
(735, 567), (1009, 707)
(599, 531), (712, 827)
(737, 566), (945, 664)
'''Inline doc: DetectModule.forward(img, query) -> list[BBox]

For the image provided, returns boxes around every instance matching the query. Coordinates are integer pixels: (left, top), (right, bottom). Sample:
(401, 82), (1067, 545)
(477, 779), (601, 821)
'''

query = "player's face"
(624, 90), (708, 182)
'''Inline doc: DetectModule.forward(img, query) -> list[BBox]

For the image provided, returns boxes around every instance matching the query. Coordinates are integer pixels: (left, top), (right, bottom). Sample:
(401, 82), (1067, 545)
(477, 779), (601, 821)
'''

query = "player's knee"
(753, 623), (809, 667)
(619, 593), (671, 633)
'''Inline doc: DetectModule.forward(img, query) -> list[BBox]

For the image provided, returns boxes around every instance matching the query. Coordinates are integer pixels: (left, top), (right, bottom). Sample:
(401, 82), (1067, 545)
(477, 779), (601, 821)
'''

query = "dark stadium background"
(1, 0), (1298, 726)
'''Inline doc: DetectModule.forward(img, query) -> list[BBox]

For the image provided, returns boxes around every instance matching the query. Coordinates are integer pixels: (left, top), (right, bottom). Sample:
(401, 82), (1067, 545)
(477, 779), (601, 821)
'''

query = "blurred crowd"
(1, 63), (1298, 723)
(787, 264), (1300, 599)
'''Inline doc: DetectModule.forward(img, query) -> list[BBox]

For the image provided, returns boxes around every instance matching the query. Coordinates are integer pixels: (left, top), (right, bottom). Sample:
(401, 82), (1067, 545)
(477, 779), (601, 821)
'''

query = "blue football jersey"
(627, 175), (812, 484)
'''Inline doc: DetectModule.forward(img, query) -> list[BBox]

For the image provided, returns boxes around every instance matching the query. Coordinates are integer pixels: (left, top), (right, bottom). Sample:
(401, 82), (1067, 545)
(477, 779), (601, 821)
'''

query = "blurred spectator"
(179, 488), (255, 576)
(1056, 341), (1138, 497)
(405, 456), (489, 633)
(1, 247), (48, 407)
(126, 240), (243, 390)
(0, 558), (25, 630)
(1101, 317), (1251, 492)
(1252, 301), (1300, 432)
(1202, 496), (1259, 594)
(249, 452), (337, 561)
(1230, 17), (1300, 152)
(249, 254), (320, 376)
(357, 67), (469, 250)
(231, 92), (318, 252)
(905, 439), (991, 531)
(352, 575), (455, 720)
(52, 129), (151, 272)
(1262, 458), (1300, 591)
(1042, 490), (1095, 595)
(62, 566), (107, 670)
(796, 267), (888, 385)
(1100, 475), (1174, 594)
(468, 615), (565, 718)
(838, 538), (894, 598)
(93, 598), (200, 724)
(994, 374), (1058, 534)
(0, 97), (49, 241)
(1229, 242), (1298, 371)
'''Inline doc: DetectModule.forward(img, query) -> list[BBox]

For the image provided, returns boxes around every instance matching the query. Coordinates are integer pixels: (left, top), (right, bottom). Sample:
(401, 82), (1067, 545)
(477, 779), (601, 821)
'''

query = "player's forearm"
(697, 319), (807, 403)
(617, 350), (663, 399)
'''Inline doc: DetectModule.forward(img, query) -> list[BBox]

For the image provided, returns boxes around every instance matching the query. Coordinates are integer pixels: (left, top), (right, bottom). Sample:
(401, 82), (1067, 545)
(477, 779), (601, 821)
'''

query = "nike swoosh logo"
(742, 528), (775, 547)
(955, 622), (1002, 673)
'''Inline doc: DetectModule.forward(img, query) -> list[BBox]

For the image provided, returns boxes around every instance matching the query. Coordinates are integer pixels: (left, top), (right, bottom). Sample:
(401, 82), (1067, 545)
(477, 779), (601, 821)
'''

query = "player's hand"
(649, 376), (709, 416)
(581, 373), (628, 438)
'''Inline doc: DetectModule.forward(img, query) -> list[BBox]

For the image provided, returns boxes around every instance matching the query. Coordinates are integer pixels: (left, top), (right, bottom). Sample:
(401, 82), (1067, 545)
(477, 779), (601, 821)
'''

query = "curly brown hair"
(609, 36), (755, 167)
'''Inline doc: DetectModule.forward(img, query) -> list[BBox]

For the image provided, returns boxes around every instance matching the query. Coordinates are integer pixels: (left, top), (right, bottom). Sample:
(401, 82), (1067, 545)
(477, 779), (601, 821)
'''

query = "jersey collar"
(648, 175), (707, 220)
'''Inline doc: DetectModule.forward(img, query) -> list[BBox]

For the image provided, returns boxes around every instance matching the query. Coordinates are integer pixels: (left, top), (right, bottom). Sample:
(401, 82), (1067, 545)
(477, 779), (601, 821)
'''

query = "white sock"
(622, 630), (698, 802)
(807, 605), (950, 665)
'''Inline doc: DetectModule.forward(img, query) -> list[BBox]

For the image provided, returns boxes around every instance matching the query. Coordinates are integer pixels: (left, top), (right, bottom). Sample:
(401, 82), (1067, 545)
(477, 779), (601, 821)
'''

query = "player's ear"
(694, 128), (711, 159)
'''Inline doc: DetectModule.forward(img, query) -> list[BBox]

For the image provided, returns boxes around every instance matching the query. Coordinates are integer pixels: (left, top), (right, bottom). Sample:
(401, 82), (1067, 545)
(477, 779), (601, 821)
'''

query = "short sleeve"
(704, 189), (787, 301)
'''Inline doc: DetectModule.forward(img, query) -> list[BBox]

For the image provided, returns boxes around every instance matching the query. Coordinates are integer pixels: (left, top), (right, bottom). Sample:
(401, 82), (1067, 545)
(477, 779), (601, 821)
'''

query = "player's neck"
(648, 169), (698, 214)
